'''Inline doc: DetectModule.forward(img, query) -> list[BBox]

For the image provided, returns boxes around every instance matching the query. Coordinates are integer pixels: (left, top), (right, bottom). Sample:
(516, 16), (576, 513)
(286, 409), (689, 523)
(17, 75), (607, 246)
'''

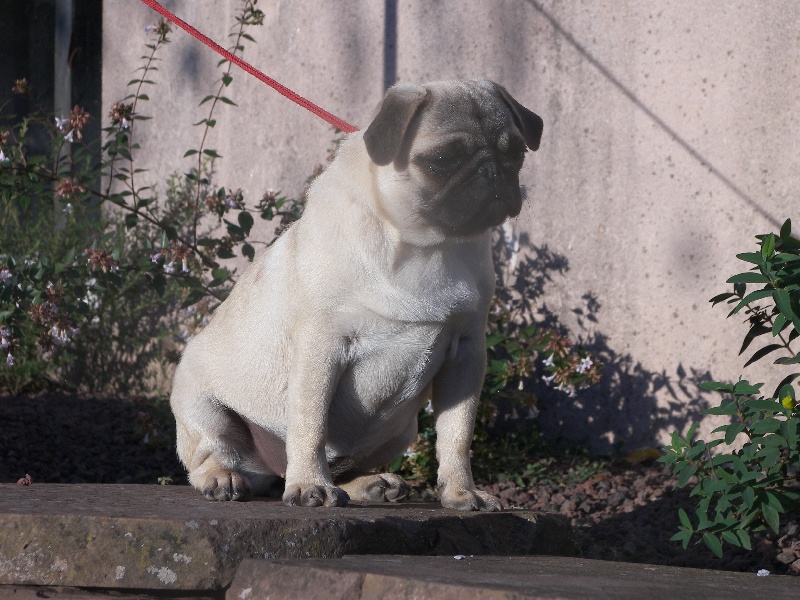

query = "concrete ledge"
(0, 484), (574, 591)
(228, 555), (800, 600)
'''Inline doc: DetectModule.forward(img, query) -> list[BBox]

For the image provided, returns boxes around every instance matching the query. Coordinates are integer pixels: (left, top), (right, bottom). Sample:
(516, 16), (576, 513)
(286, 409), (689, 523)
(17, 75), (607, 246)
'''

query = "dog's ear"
(490, 82), (544, 151)
(364, 84), (428, 166)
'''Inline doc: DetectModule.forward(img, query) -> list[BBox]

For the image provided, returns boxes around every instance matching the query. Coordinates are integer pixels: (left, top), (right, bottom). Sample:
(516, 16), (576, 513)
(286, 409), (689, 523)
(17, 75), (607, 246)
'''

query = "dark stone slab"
(0, 484), (573, 592)
(227, 555), (800, 600)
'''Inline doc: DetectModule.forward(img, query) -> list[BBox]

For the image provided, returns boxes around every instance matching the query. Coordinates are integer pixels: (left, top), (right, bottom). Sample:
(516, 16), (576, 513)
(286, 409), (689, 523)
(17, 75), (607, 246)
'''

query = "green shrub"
(660, 219), (800, 557)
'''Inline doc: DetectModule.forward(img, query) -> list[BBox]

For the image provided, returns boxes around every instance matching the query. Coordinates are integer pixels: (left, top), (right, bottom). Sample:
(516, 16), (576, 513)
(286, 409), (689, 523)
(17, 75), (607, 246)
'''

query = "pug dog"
(169, 79), (543, 511)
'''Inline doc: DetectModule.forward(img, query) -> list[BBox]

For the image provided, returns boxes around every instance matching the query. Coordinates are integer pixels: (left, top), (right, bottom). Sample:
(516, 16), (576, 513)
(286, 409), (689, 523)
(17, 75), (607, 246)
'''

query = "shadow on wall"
(494, 229), (715, 455)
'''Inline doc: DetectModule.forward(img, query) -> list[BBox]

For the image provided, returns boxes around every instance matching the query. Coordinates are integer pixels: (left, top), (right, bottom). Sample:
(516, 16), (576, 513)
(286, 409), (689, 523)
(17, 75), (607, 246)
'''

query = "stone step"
(0, 484), (573, 593)
(228, 555), (799, 600)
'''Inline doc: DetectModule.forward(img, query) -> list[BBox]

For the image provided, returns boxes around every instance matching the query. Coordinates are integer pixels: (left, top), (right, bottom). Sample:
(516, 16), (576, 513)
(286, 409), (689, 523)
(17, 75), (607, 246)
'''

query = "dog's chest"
(339, 319), (452, 409)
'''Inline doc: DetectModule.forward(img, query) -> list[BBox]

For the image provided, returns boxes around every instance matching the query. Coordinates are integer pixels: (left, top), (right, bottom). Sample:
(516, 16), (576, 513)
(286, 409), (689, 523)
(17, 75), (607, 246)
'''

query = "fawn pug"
(170, 79), (543, 510)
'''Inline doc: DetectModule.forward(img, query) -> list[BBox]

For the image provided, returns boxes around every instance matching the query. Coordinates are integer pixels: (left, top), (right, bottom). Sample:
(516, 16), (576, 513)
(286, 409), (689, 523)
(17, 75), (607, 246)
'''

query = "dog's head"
(363, 79), (543, 243)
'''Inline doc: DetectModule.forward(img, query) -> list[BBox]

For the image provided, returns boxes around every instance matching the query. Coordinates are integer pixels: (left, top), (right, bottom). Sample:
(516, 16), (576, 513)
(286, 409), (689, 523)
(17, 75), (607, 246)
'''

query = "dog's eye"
(425, 154), (461, 175)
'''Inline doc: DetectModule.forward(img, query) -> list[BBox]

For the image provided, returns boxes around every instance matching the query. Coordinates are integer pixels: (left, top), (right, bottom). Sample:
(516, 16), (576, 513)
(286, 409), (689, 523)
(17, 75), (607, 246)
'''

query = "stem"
(191, 1), (255, 247)
(104, 33), (166, 199)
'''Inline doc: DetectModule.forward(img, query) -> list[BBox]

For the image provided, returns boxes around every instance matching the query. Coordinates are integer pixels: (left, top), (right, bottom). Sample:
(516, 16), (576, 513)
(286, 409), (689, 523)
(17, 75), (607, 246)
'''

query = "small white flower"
(224, 195), (236, 208)
(757, 569), (770, 577)
(1, 337), (9, 349)
(577, 357), (593, 374)
(403, 447), (416, 459)
(164, 261), (175, 274)
(121, 117), (130, 130)
(527, 406), (540, 419)
(0, 269), (12, 282)
(181, 259), (189, 273)
(5, 352), (14, 367)
(542, 374), (555, 384)
(150, 252), (162, 263)
(50, 326), (71, 345)
(424, 400), (433, 414)
(543, 354), (554, 367)
(64, 129), (75, 143)
(0, 149), (8, 163)
(63, 203), (73, 214)
(55, 116), (69, 130)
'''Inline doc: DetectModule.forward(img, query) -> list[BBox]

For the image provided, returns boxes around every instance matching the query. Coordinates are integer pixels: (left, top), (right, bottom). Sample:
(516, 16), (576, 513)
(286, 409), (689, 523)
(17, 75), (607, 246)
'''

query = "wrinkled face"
(370, 81), (536, 244)
(409, 92), (528, 237)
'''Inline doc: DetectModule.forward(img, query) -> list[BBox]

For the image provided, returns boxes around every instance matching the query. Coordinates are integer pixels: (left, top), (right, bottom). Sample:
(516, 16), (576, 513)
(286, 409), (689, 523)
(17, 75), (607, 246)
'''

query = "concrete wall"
(102, 0), (800, 452)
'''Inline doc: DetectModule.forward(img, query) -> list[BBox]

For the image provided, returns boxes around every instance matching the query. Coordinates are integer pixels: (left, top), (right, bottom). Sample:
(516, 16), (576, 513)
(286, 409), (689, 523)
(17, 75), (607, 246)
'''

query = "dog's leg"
(432, 335), (502, 512)
(282, 331), (350, 507)
(171, 368), (277, 501)
(334, 419), (417, 502)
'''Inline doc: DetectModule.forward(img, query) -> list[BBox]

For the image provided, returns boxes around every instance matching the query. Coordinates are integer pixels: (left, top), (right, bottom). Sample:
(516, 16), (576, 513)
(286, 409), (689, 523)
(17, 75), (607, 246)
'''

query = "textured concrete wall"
(103, 1), (800, 451)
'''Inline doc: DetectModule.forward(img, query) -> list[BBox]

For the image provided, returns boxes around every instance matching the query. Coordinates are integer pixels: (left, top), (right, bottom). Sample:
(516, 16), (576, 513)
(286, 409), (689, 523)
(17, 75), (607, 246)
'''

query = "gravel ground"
(1, 391), (798, 576)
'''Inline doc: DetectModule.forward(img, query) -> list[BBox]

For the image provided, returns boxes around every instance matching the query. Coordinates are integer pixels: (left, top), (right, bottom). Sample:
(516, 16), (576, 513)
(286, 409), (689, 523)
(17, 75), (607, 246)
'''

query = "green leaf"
(676, 464), (698, 487)
(773, 288), (800, 334)
(203, 149), (222, 158)
(199, 95), (216, 105)
(721, 530), (741, 548)
(733, 380), (763, 396)
(728, 288), (774, 316)
(762, 504), (780, 534)
(780, 218), (792, 239)
(670, 529), (692, 549)
(736, 252), (764, 266)
(678, 508), (693, 530)
(772, 313), (789, 336)
(700, 381), (735, 393)
(218, 96), (238, 106)
(222, 74), (233, 87)
(183, 149), (198, 157)
(750, 418), (781, 435)
(727, 272), (771, 284)
(702, 533), (723, 557)
(774, 353), (800, 365)
(736, 528), (753, 551)
(762, 233), (776, 260)
(724, 423), (745, 445)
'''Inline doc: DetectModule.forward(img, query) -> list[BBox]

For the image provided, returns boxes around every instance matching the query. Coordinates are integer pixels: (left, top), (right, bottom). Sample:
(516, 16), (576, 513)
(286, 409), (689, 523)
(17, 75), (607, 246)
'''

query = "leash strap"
(138, 0), (359, 133)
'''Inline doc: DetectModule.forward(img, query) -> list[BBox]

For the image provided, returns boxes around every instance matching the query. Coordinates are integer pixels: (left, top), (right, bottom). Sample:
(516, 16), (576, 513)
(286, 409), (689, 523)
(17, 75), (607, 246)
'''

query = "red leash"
(138, 0), (359, 134)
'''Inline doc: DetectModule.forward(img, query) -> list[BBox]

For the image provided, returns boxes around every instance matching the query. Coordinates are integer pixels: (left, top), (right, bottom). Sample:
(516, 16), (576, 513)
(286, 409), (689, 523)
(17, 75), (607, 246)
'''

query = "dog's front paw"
(440, 487), (502, 512)
(282, 483), (350, 507)
(202, 469), (252, 501)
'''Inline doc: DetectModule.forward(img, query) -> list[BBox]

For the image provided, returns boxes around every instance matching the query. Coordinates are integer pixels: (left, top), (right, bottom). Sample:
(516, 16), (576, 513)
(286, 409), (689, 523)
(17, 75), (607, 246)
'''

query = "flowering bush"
(0, 1), (303, 392)
(661, 219), (800, 557)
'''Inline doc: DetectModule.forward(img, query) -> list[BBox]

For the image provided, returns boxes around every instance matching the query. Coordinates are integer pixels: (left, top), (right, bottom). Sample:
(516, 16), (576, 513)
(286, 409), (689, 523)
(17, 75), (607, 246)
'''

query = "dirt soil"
(1, 391), (798, 575)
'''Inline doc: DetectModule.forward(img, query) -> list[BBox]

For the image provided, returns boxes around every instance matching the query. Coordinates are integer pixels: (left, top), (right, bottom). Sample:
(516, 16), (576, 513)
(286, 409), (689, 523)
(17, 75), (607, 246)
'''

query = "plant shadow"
(492, 227), (714, 454)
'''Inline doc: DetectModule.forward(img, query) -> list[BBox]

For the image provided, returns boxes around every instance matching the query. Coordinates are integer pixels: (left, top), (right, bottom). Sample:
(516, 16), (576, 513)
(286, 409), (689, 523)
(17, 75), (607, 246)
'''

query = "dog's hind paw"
(283, 483), (349, 507)
(202, 470), (252, 501)
(338, 473), (410, 503)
